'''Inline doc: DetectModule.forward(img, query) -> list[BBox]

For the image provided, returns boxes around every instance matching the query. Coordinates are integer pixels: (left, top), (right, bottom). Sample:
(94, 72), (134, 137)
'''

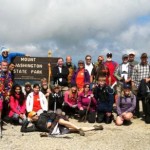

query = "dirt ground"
(0, 117), (150, 150)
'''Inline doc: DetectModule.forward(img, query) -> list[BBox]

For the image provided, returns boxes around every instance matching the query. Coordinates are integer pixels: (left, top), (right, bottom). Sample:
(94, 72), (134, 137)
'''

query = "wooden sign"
(13, 57), (58, 81)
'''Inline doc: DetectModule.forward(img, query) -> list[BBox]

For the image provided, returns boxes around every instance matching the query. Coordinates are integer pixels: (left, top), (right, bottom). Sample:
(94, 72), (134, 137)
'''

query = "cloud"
(0, 0), (150, 63)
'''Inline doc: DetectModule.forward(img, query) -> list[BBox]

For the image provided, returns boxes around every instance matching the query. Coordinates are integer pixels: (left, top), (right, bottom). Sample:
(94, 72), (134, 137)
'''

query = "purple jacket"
(77, 91), (97, 112)
(71, 68), (90, 85)
(116, 95), (136, 115)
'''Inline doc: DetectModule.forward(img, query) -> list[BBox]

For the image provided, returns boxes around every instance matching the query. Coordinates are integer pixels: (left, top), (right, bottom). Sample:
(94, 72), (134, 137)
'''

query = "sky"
(0, 0), (150, 64)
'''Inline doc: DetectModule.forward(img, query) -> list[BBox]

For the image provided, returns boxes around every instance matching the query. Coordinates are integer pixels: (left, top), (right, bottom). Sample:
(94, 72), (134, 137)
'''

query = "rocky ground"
(0, 117), (150, 150)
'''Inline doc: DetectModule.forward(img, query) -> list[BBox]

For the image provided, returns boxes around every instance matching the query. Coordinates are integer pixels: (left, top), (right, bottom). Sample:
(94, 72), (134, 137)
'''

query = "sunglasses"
(86, 59), (91, 60)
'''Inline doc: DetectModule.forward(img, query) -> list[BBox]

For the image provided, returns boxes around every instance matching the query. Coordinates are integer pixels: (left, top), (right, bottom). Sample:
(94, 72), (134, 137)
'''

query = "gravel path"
(0, 118), (150, 150)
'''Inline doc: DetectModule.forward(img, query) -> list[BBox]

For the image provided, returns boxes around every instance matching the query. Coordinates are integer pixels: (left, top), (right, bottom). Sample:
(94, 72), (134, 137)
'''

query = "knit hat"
(1, 47), (10, 53)
(28, 111), (37, 118)
(129, 51), (135, 56)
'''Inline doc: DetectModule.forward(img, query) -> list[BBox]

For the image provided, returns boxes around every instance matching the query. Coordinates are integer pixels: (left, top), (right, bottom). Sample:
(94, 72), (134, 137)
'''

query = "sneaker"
(93, 125), (104, 130)
(78, 128), (85, 136)
(40, 132), (49, 137)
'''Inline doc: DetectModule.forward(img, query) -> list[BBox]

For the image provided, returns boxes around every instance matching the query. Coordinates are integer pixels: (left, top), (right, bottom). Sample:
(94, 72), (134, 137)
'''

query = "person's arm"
(40, 92), (48, 111)
(125, 95), (136, 113)
(20, 98), (26, 114)
(26, 94), (33, 112)
(64, 91), (72, 107)
(20, 120), (37, 132)
(116, 96), (122, 116)
(77, 94), (83, 110)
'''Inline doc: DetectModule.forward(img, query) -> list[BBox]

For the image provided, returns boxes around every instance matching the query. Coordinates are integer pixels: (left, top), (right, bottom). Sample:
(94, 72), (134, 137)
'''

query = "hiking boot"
(93, 125), (104, 130)
(78, 128), (85, 136)
(40, 132), (49, 137)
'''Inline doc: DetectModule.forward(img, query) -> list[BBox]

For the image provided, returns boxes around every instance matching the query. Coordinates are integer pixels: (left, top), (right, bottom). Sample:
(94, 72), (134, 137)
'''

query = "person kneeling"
(115, 84), (136, 126)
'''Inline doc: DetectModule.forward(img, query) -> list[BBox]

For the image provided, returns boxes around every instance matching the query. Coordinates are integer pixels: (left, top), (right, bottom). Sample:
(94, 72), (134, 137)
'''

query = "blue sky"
(0, 0), (150, 64)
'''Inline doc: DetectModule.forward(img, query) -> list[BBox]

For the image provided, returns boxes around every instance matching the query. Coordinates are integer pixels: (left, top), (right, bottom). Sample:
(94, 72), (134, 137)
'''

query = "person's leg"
(96, 112), (105, 123)
(104, 112), (113, 124)
(87, 111), (96, 123)
(116, 116), (124, 126)
(122, 112), (133, 121)
(78, 109), (86, 122)
(134, 96), (140, 118)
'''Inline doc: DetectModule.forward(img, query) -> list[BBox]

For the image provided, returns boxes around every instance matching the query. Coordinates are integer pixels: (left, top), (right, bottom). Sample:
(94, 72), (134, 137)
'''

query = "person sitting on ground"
(26, 83), (48, 116)
(49, 85), (64, 112)
(8, 84), (26, 124)
(115, 84), (136, 126)
(21, 109), (103, 136)
(63, 83), (78, 118)
(93, 76), (114, 124)
(23, 82), (33, 99)
(40, 78), (51, 99)
(77, 83), (97, 123)
(0, 47), (27, 64)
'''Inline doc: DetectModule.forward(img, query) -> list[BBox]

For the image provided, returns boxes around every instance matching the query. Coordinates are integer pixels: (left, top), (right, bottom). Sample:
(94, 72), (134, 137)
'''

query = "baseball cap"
(122, 54), (128, 59)
(129, 51), (135, 56)
(123, 84), (131, 89)
(141, 53), (148, 58)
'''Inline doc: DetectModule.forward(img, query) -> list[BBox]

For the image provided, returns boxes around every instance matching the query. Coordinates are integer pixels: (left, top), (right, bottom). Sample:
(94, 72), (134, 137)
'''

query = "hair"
(85, 55), (91, 59)
(9, 62), (15, 66)
(69, 87), (78, 100)
(41, 78), (47, 83)
(33, 83), (40, 89)
(57, 57), (64, 61)
(10, 84), (25, 105)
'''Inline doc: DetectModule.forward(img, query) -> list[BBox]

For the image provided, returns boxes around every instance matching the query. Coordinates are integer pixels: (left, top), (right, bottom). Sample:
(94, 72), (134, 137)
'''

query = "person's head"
(41, 78), (48, 89)
(28, 111), (39, 122)
(53, 85), (60, 93)
(25, 82), (32, 92)
(140, 53), (148, 65)
(57, 57), (64, 67)
(83, 83), (90, 93)
(1, 47), (9, 58)
(33, 83), (40, 94)
(1, 60), (8, 72)
(122, 54), (129, 64)
(66, 56), (72, 65)
(97, 55), (104, 64)
(8, 62), (15, 71)
(85, 55), (92, 65)
(70, 83), (77, 93)
(78, 60), (85, 69)
(123, 84), (131, 96)
(106, 53), (112, 61)
(98, 76), (106, 87)
(11, 84), (25, 105)
(128, 52), (135, 62)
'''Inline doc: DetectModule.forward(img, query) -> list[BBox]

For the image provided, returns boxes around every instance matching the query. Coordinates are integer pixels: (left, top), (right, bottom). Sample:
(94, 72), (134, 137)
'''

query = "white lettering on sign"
(15, 63), (42, 68)
(21, 58), (36, 62)
(14, 69), (27, 74)
(31, 70), (42, 74)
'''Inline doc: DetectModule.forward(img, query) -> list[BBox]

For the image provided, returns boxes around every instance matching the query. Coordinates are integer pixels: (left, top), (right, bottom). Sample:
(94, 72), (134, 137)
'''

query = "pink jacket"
(9, 94), (26, 117)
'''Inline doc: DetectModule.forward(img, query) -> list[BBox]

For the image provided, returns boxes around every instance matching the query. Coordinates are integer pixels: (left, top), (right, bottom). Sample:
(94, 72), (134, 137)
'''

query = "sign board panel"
(13, 57), (58, 81)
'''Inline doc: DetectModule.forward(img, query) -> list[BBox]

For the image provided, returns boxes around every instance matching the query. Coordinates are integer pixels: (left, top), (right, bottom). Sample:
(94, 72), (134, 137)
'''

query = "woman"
(9, 84), (26, 124)
(63, 83), (78, 117)
(78, 83), (97, 123)
(71, 60), (90, 93)
(26, 83), (48, 115)
(115, 84), (136, 126)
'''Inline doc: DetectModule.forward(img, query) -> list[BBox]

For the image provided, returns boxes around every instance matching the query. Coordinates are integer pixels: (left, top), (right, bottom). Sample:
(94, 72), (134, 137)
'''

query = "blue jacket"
(0, 52), (25, 63)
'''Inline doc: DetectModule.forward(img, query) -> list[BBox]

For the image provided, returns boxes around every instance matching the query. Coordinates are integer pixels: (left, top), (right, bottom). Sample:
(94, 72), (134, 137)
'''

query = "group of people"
(0, 46), (149, 138)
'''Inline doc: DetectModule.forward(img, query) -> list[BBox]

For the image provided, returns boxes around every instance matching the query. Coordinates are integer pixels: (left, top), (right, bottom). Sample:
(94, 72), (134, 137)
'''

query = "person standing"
(0, 61), (13, 120)
(85, 55), (94, 76)
(65, 56), (76, 87)
(104, 53), (118, 86)
(131, 53), (150, 118)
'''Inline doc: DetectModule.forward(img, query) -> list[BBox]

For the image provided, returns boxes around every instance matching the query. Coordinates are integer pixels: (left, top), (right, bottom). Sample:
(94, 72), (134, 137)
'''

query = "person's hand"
(80, 107), (84, 110)
(72, 104), (77, 108)
(90, 94), (94, 98)
(5, 96), (10, 101)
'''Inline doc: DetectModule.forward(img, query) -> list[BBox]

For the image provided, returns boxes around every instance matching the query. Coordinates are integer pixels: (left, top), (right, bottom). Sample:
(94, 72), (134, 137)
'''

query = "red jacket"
(9, 94), (26, 117)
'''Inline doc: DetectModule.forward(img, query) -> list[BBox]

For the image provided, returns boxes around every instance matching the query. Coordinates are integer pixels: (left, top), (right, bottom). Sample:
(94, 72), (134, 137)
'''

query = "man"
(65, 56), (76, 87)
(114, 54), (132, 96)
(132, 53), (150, 118)
(52, 57), (69, 94)
(91, 55), (109, 83)
(104, 53), (118, 86)
(8, 62), (15, 83)
(0, 47), (26, 64)
(85, 55), (94, 76)
(0, 61), (13, 120)
(21, 110), (103, 136)
(128, 51), (138, 68)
